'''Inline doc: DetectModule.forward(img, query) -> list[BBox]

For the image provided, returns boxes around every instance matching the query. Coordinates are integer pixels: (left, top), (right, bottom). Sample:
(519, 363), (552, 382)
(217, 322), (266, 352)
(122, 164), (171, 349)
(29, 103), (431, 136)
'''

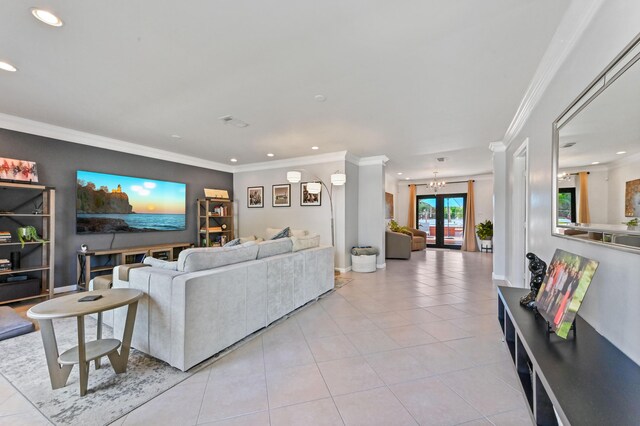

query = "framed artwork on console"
(300, 182), (321, 206)
(272, 184), (291, 207)
(535, 249), (599, 338)
(247, 186), (264, 208)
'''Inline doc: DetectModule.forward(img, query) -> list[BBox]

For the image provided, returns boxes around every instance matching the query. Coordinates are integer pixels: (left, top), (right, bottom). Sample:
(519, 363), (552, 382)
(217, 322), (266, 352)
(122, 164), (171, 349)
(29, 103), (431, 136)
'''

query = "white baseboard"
(54, 285), (79, 294)
(335, 266), (352, 273)
(377, 263), (386, 269)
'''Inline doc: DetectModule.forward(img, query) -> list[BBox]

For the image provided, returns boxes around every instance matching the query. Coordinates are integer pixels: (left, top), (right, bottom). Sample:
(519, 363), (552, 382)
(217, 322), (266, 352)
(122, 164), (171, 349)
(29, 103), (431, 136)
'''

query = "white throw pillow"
(291, 233), (321, 252)
(265, 227), (308, 239)
(290, 229), (308, 238)
(239, 235), (256, 244)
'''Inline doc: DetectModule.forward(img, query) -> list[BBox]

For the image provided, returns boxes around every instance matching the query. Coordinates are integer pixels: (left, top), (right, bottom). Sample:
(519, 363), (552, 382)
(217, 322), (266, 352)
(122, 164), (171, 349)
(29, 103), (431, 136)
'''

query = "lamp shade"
(330, 173), (346, 186)
(307, 182), (322, 194)
(287, 171), (301, 183)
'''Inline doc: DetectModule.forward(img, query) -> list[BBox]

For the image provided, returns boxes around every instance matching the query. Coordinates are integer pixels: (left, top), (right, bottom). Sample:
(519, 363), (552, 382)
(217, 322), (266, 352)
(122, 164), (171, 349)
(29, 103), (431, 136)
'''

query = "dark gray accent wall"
(0, 128), (233, 288)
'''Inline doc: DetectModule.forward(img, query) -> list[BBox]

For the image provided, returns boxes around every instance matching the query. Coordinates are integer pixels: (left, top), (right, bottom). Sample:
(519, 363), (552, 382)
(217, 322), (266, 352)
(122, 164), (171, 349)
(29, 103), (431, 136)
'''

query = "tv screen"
(76, 170), (186, 234)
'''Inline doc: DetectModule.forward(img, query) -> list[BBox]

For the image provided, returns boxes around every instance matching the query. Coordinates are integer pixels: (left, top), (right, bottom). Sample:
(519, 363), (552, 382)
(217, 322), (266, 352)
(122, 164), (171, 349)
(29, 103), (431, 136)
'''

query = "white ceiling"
(0, 1), (570, 179)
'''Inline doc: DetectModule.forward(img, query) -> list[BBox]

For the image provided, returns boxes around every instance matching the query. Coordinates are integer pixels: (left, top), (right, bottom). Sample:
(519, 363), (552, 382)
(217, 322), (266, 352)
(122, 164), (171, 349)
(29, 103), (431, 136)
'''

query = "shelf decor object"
(0, 157), (39, 183)
(286, 169), (347, 246)
(0, 181), (54, 304)
(197, 198), (234, 247)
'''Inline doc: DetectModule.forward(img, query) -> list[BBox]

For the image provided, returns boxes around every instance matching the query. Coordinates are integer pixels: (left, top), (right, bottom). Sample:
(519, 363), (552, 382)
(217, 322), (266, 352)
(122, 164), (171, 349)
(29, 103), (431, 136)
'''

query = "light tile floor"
(0, 250), (533, 426)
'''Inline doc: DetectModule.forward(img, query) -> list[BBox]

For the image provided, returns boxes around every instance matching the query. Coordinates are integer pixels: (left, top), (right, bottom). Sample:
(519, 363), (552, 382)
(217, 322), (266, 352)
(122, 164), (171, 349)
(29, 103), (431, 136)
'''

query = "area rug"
(334, 276), (353, 289)
(0, 316), (191, 426)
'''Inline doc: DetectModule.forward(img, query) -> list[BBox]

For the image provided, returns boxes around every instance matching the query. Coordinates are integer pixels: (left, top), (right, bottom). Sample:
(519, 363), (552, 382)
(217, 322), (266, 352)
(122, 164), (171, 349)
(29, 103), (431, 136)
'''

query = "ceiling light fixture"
(314, 95), (327, 102)
(171, 134), (181, 139)
(31, 8), (64, 27)
(267, 153), (275, 157)
(397, 172), (403, 176)
(429, 171), (446, 193)
(311, 146), (319, 150)
(616, 151), (627, 155)
(592, 161), (600, 165)
(219, 115), (249, 128)
(405, 177), (410, 180)
(230, 158), (238, 163)
(0, 61), (17, 72)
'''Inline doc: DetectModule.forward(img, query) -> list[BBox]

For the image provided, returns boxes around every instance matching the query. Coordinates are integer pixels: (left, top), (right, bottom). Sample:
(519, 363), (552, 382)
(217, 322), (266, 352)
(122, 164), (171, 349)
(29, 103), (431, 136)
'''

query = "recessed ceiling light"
(405, 177), (410, 180)
(397, 172), (403, 175)
(0, 61), (17, 72)
(314, 94), (327, 102)
(311, 146), (319, 150)
(592, 161), (600, 165)
(616, 151), (627, 155)
(171, 134), (181, 139)
(230, 158), (238, 163)
(267, 153), (274, 157)
(31, 8), (64, 27)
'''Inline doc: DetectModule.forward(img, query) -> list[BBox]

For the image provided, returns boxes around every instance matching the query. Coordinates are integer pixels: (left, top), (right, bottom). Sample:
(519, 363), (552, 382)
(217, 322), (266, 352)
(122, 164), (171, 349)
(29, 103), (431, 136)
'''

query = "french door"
(416, 194), (467, 249)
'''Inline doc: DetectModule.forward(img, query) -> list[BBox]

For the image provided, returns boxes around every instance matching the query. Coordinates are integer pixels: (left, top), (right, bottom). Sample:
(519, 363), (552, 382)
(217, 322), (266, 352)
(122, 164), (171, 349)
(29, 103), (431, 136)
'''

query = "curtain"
(461, 181), (478, 251)
(578, 172), (591, 223)
(408, 184), (416, 228)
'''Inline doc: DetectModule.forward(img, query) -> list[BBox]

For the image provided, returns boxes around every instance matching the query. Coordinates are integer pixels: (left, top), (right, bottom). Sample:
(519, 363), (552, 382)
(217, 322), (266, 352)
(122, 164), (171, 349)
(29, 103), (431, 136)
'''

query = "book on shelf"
(0, 259), (11, 271)
(200, 227), (223, 233)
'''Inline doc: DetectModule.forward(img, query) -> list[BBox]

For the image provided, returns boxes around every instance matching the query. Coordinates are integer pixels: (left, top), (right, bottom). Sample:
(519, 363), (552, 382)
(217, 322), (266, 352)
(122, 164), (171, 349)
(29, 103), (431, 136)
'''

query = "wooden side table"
(27, 289), (143, 396)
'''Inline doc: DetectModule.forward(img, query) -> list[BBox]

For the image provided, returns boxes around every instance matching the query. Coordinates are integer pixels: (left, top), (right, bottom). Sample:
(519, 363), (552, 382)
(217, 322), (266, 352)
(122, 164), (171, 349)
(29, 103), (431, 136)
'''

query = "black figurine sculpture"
(519, 252), (547, 309)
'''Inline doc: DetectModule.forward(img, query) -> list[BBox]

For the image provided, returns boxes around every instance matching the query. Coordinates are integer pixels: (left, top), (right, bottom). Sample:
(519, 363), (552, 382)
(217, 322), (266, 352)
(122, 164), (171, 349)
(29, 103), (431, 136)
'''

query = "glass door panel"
(417, 196), (436, 245)
(417, 194), (466, 249)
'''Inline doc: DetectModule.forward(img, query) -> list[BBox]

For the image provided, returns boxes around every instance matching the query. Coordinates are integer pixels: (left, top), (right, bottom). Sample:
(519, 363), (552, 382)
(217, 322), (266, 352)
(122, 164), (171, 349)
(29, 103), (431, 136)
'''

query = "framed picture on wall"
(300, 182), (321, 206)
(385, 192), (394, 219)
(247, 186), (264, 208)
(272, 184), (291, 207)
(0, 157), (39, 183)
(625, 178), (640, 217)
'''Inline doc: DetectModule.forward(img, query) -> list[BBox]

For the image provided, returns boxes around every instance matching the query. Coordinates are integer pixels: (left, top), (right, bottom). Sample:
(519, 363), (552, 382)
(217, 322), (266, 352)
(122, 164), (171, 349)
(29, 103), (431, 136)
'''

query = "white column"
(357, 156), (389, 268)
(490, 142), (507, 280)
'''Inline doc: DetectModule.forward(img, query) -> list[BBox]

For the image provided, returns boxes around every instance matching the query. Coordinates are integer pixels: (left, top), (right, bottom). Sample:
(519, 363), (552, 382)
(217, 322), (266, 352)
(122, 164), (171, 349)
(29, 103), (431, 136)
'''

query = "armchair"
(407, 228), (427, 251)
(385, 231), (411, 259)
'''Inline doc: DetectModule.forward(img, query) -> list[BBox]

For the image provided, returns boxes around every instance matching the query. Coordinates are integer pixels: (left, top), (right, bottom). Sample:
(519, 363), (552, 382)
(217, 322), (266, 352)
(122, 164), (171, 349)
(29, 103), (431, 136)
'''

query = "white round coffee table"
(28, 288), (143, 396)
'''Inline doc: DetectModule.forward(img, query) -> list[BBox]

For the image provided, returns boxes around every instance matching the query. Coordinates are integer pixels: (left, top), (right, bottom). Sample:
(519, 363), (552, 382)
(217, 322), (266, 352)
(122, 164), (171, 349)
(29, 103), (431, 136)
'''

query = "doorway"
(416, 194), (467, 249)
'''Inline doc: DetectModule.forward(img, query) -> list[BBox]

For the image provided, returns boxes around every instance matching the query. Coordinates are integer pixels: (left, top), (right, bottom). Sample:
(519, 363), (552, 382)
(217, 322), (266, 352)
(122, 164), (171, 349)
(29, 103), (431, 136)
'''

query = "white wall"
(504, 0), (640, 364)
(233, 160), (347, 268)
(385, 173), (398, 223)
(396, 175), (494, 230)
(358, 163), (386, 266)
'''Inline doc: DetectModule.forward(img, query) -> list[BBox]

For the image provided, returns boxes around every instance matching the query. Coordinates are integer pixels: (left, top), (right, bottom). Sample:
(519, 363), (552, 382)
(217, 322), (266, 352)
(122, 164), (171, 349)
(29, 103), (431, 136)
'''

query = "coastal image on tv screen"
(535, 249), (599, 338)
(76, 171), (186, 234)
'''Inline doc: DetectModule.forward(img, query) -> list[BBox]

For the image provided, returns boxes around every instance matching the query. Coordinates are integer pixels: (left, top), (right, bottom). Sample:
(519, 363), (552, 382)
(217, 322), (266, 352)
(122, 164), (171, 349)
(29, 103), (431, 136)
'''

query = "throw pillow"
(291, 233), (321, 252)
(290, 229), (308, 238)
(239, 235), (256, 244)
(143, 257), (178, 270)
(224, 238), (241, 247)
(271, 227), (290, 240)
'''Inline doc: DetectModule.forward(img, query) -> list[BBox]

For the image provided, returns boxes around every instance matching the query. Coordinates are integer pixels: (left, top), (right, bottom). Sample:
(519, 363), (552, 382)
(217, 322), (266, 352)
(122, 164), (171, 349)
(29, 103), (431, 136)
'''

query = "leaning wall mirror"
(552, 33), (640, 253)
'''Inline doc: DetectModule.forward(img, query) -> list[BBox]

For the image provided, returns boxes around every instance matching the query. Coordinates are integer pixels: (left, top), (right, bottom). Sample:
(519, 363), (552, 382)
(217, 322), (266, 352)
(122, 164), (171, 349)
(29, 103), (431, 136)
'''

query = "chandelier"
(557, 172), (572, 181)
(429, 171), (446, 192)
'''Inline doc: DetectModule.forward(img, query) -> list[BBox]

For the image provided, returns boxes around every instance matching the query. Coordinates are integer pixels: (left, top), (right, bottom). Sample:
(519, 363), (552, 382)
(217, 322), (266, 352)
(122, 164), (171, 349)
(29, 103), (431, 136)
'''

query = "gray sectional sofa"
(111, 238), (334, 371)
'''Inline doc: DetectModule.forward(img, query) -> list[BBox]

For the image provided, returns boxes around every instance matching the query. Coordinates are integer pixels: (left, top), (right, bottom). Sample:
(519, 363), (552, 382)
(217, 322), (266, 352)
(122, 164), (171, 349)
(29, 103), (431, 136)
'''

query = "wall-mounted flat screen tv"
(76, 170), (186, 234)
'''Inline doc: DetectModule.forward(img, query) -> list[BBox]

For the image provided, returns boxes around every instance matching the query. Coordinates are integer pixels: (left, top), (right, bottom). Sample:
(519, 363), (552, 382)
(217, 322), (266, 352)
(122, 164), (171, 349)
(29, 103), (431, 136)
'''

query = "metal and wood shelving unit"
(197, 198), (234, 247)
(0, 181), (55, 304)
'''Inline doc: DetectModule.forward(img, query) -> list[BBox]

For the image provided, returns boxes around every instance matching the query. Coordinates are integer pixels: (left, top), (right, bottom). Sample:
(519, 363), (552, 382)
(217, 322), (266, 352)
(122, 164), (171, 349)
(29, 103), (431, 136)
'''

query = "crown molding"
(232, 151), (350, 173)
(0, 113), (234, 172)
(358, 155), (389, 166)
(489, 141), (507, 152)
(502, 0), (605, 148)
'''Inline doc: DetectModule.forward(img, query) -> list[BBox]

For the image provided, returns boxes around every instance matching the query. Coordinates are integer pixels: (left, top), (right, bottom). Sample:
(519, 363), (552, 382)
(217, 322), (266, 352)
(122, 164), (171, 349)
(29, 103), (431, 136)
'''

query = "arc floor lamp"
(286, 170), (346, 247)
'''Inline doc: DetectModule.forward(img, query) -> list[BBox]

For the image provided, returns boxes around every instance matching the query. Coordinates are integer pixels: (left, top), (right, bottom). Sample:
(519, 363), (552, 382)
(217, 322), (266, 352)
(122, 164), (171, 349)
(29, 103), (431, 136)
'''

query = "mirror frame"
(552, 32), (640, 253)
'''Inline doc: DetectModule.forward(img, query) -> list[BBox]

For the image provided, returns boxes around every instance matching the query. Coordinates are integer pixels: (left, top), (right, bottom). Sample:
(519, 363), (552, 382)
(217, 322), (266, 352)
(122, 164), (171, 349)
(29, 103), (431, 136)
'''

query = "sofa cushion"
(270, 227), (290, 240)
(143, 257), (179, 270)
(291, 234), (321, 252)
(0, 307), (34, 341)
(239, 235), (256, 243)
(257, 238), (293, 259)
(177, 241), (259, 272)
(223, 238), (241, 247)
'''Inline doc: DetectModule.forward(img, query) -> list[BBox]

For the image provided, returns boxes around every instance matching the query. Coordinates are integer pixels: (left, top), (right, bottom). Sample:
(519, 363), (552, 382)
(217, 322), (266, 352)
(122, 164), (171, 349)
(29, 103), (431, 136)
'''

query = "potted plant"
(476, 220), (493, 250)
(17, 225), (46, 248)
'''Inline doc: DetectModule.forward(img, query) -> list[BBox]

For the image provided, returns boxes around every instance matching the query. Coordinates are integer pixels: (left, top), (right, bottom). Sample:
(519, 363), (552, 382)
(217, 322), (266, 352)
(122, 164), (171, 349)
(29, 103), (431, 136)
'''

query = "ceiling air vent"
(561, 142), (576, 148)
(437, 157), (447, 162)
(219, 115), (249, 128)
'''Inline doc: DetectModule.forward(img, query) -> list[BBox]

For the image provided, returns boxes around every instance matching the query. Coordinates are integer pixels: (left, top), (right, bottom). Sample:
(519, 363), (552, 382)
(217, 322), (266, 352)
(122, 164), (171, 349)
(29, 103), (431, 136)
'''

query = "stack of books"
(0, 259), (11, 271)
(0, 232), (11, 244)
